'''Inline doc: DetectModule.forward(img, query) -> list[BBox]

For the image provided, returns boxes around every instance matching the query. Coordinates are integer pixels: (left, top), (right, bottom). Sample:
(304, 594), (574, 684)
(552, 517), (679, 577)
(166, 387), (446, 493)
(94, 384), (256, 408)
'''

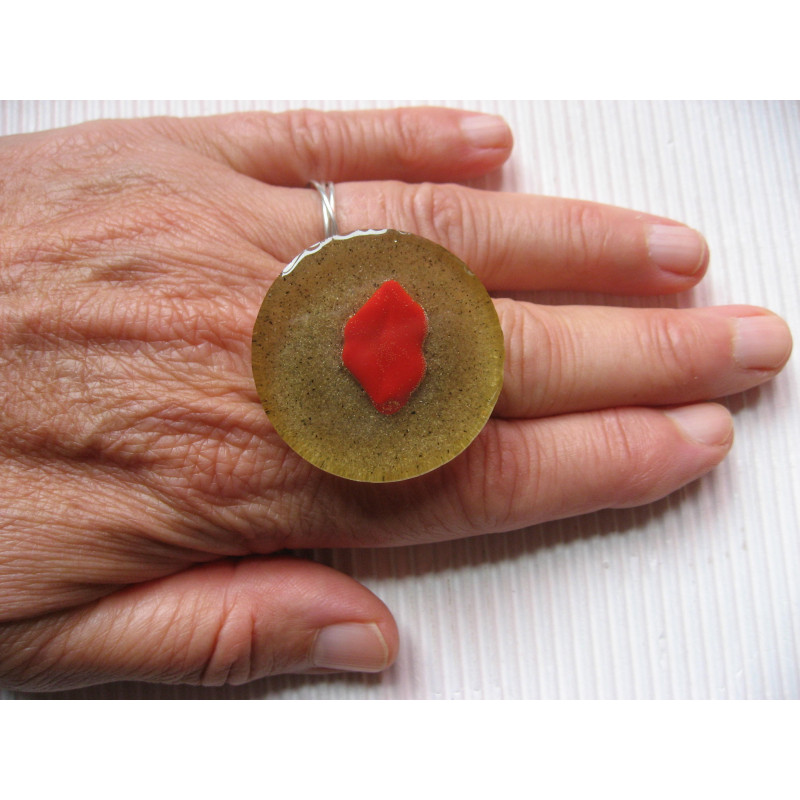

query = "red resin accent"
(342, 280), (428, 415)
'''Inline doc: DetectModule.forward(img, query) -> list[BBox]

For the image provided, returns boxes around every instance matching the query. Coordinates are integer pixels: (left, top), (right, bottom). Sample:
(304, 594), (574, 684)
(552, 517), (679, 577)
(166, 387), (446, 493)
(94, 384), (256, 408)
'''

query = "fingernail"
(733, 315), (793, 370)
(647, 224), (707, 275)
(664, 404), (733, 447)
(459, 114), (511, 149)
(311, 622), (389, 672)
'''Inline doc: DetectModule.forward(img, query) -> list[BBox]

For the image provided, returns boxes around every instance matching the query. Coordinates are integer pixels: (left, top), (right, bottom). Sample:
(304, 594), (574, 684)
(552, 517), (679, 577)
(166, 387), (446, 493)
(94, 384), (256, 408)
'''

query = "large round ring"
(251, 213), (505, 482)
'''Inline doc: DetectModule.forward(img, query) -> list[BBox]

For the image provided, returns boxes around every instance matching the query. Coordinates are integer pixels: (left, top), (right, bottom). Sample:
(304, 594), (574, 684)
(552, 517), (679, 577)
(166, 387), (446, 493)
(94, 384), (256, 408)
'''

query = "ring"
(251, 184), (505, 483)
(309, 180), (339, 239)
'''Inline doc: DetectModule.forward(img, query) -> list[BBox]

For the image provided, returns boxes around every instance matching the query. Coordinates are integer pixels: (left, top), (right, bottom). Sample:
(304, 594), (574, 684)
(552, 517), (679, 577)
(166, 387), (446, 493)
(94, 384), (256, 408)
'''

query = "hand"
(0, 108), (791, 691)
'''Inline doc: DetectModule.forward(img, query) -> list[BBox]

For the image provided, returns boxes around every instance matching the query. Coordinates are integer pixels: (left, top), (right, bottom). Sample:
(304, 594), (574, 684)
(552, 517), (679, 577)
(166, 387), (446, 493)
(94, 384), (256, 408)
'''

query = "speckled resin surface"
(251, 230), (504, 482)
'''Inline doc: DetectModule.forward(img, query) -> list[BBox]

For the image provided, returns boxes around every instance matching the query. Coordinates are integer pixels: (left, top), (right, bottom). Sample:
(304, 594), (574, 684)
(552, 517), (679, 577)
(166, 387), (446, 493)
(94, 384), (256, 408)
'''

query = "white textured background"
(1, 100), (798, 700)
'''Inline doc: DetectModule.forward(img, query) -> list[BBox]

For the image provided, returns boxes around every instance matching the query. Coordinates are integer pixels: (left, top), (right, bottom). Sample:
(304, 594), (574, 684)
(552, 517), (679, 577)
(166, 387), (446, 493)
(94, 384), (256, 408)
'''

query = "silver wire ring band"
(309, 180), (339, 239)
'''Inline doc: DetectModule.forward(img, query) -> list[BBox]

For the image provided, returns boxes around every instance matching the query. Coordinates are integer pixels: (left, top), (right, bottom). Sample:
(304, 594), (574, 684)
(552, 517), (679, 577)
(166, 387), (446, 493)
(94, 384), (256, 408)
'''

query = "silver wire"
(309, 180), (339, 239)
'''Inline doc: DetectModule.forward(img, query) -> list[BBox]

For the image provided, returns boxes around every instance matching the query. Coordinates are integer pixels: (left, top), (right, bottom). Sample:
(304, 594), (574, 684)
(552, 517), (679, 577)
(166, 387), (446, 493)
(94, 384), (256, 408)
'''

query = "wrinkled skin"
(0, 108), (791, 691)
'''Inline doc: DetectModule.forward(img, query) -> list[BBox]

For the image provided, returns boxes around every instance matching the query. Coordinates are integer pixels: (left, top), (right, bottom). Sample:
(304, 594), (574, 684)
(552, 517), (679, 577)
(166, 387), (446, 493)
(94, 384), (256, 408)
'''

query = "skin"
(0, 107), (792, 691)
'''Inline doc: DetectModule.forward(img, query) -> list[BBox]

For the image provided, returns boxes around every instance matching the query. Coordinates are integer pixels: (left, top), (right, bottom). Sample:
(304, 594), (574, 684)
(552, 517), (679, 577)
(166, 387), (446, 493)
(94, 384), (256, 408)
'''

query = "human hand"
(0, 108), (791, 691)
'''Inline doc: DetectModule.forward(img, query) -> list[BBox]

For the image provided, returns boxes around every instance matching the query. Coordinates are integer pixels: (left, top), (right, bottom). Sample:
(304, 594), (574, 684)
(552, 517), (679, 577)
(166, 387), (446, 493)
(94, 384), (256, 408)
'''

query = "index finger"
(166, 106), (514, 185)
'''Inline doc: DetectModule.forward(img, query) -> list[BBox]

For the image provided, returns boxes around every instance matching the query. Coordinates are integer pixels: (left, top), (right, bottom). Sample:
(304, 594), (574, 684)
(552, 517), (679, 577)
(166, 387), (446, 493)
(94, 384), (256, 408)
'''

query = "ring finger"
(278, 180), (710, 295)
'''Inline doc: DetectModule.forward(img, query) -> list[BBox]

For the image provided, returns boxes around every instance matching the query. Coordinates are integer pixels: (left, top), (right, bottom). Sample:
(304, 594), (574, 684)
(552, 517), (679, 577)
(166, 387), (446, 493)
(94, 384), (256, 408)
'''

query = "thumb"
(0, 557), (398, 692)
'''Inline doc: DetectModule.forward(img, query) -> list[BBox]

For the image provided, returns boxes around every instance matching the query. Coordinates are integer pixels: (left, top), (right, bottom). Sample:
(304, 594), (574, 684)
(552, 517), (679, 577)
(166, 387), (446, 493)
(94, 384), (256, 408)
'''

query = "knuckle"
(500, 302), (574, 416)
(645, 312), (706, 389)
(456, 423), (538, 532)
(403, 182), (471, 251)
(562, 201), (611, 271)
(592, 409), (656, 505)
(196, 574), (290, 686)
(389, 107), (429, 169)
(358, 179), (405, 232)
(597, 408), (639, 464)
(198, 603), (260, 686)
(281, 108), (344, 180)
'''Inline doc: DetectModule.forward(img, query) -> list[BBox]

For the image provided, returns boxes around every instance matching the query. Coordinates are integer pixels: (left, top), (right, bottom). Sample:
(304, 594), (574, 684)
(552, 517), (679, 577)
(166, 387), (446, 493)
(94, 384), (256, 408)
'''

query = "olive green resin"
(251, 230), (504, 482)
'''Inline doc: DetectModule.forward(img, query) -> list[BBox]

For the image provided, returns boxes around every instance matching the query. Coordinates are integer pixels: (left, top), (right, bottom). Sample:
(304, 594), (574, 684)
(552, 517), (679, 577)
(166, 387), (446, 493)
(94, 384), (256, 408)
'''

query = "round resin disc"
(251, 230), (504, 482)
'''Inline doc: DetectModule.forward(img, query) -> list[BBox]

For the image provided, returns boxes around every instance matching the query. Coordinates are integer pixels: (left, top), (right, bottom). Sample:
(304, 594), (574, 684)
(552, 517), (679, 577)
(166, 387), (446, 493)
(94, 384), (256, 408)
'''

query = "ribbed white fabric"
(1, 101), (797, 699)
